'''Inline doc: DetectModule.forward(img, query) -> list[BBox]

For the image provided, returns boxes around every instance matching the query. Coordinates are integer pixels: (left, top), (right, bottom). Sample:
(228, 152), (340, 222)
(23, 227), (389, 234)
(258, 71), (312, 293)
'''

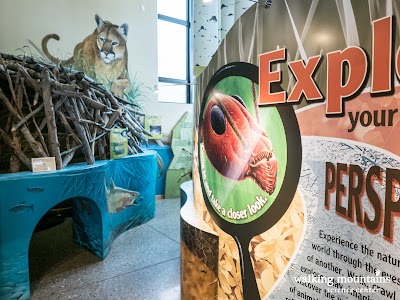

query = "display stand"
(180, 181), (219, 299)
(0, 151), (157, 300)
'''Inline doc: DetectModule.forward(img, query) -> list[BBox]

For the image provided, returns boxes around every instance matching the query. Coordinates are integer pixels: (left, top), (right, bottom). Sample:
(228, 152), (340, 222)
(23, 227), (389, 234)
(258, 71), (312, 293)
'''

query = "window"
(157, 0), (192, 103)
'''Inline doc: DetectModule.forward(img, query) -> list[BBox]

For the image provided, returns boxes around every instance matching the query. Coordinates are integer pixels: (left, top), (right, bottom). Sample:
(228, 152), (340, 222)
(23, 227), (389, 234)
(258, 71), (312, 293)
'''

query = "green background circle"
(200, 76), (287, 224)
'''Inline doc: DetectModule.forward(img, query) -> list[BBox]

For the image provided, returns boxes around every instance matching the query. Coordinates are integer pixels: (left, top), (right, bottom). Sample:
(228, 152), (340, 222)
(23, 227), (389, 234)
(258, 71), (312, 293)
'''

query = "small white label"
(32, 157), (56, 173)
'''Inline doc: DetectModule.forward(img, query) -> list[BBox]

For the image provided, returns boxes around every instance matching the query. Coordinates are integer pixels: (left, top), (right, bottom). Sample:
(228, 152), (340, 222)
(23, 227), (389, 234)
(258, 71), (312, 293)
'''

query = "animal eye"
(210, 105), (226, 135)
(231, 95), (246, 108)
(99, 37), (105, 42)
(112, 41), (118, 46)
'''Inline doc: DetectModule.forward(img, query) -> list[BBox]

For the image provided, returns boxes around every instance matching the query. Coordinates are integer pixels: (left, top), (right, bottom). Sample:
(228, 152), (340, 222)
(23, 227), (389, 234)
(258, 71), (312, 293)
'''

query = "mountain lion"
(41, 14), (129, 97)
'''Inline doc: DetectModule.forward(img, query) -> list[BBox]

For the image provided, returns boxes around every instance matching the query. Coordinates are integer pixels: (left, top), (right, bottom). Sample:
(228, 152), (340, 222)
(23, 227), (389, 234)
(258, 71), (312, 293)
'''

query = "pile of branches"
(0, 53), (151, 173)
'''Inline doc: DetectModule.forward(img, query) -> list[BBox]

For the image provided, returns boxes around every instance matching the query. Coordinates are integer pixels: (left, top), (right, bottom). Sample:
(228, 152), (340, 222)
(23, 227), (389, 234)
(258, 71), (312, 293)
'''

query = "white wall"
(0, 0), (192, 142)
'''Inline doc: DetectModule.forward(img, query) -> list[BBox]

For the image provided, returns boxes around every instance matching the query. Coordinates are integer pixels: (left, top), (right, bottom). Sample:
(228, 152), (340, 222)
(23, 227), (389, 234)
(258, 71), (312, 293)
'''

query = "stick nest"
(0, 53), (151, 173)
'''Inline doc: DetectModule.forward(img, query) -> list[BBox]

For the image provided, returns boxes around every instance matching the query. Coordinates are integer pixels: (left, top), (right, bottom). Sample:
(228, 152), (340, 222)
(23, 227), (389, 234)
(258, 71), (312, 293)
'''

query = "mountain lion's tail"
(41, 34), (74, 65)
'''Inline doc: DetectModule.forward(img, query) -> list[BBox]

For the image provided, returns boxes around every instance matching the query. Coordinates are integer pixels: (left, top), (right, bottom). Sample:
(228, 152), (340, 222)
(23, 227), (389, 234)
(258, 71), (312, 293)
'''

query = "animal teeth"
(252, 150), (272, 164)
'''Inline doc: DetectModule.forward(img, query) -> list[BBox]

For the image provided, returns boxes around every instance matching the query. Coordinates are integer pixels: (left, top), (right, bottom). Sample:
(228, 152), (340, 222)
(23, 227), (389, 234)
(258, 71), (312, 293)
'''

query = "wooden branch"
(11, 103), (44, 132)
(15, 83), (24, 113)
(50, 79), (79, 91)
(94, 109), (103, 124)
(91, 127), (98, 156)
(91, 89), (102, 107)
(122, 116), (147, 142)
(22, 84), (49, 156)
(62, 141), (77, 168)
(71, 96), (93, 143)
(125, 105), (145, 116)
(60, 131), (107, 157)
(104, 89), (120, 108)
(15, 63), (41, 92)
(78, 98), (93, 119)
(9, 125), (21, 173)
(0, 87), (23, 121)
(65, 115), (108, 129)
(33, 91), (39, 105)
(0, 55), (17, 104)
(41, 69), (62, 169)
(81, 95), (108, 111)
(19, 124), (48, 157)
(0, 128), (32, 170)
(127, 144), (135, 155)
(98, 135), (107, 160)
(56, 110), (82, 145)
(54, 95), (68, 111)
(64, 99), (95, 165)
(1, 89), (47, 158)
(15, 56), (27, 111)
(76, 97), (85, 115)
(125, 111), (152, 136)
(52, 89), (84, 98)
(128, 132), (142, 154)
(106, 108), (122, 129)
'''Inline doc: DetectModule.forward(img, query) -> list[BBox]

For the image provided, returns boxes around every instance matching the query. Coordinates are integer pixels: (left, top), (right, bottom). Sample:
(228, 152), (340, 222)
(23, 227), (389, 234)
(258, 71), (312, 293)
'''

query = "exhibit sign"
(198, 62), (301, 299)
(190, 1), (400, 300)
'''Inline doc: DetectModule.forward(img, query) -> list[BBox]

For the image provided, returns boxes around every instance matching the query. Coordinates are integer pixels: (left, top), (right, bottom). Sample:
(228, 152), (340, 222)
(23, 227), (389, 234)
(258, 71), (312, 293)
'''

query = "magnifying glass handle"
(234, 236), (261, 300)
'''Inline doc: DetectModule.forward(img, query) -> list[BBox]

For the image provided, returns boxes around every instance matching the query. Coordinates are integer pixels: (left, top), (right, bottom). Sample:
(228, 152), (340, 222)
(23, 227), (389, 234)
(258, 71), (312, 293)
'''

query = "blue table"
(145, 144), (173, 197)
(0, 152), (157, 300)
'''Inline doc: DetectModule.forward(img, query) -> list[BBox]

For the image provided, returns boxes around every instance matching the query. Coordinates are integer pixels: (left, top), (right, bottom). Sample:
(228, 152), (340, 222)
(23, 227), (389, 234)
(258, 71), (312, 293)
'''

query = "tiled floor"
(29, 198), (181, 300)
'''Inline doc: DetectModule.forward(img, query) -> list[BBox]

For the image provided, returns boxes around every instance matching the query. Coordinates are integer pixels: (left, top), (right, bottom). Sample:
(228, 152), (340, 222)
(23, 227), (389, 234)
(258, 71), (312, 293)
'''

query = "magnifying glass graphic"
(198, 62), (302, 300)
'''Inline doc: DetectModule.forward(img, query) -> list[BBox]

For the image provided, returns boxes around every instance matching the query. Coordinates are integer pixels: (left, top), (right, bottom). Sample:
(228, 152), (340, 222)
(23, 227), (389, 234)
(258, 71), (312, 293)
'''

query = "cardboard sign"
(144, 115), (162, 140)
(165, 112), (193, 198)
(31, 157), (56, 172)
(110, 128), (128, 159)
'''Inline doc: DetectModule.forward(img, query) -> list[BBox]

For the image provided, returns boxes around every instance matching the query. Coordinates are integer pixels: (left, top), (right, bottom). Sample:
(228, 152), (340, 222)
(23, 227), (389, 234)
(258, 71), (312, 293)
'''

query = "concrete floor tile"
(32, 258), (180, 300)
(30, 199), (181, 299)
(147, 198), (181, 243)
